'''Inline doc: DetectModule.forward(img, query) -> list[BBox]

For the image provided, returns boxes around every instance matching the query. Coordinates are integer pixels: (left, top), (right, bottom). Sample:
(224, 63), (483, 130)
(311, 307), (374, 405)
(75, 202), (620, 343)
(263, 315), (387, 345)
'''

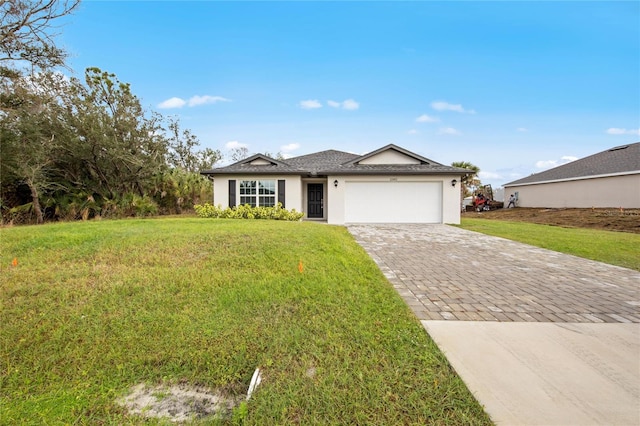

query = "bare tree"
(1, 0), (80, 69)
(229, 146), (249, 162)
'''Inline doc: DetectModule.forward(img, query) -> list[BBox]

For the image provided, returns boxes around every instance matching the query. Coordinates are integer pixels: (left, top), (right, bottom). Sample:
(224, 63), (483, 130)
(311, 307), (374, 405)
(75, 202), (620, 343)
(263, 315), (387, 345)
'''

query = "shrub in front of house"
(194, 203), (304, 221)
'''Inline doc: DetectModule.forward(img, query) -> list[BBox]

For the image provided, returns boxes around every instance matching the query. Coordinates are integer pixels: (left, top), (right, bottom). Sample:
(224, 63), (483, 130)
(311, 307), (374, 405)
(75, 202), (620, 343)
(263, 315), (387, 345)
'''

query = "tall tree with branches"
(1, 0), (79, 222)
(0, 71), (69, 223)
(1, 0), (80, 69)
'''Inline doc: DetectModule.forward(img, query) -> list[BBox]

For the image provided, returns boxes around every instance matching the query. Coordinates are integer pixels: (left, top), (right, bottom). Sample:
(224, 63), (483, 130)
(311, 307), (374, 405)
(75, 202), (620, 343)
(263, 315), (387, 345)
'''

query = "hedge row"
(194, 203), (304, 221)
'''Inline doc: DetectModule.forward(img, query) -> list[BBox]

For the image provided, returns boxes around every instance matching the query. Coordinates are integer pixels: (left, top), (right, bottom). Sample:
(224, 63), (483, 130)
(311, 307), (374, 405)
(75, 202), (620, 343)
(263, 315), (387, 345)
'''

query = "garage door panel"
(345, 181), (442, 223)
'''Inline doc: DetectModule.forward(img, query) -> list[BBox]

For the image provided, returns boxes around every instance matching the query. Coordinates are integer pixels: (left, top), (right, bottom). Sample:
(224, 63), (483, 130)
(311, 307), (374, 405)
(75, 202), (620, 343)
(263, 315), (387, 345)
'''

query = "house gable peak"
(347, 144), (442, 166)
(235, 154), (287, 167)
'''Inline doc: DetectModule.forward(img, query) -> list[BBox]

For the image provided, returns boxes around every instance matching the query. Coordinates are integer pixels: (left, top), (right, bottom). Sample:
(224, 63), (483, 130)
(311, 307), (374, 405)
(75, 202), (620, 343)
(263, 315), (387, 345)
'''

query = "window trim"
(239, 180), (276, 207)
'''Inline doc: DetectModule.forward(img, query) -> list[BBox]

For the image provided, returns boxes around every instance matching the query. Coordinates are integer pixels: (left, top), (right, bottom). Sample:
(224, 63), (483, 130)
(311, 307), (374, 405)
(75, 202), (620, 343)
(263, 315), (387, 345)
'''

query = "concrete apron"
(422, 321), (640, 426)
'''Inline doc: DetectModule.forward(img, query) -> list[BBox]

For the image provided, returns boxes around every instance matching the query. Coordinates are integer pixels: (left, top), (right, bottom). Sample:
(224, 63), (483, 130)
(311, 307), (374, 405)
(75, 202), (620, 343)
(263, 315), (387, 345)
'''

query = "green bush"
(194, 202), (304, 221)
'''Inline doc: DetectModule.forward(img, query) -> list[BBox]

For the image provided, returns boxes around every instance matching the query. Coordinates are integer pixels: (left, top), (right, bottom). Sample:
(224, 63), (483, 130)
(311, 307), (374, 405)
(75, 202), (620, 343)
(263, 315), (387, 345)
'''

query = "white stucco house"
(201, 144), (469, 224)
(503, 142), (640, 208)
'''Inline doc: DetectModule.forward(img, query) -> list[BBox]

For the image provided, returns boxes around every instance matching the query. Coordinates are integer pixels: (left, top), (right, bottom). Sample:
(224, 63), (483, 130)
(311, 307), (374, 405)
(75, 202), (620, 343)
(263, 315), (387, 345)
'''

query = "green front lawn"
(1, 218), (491, 424)
(459, 218), (640, 271)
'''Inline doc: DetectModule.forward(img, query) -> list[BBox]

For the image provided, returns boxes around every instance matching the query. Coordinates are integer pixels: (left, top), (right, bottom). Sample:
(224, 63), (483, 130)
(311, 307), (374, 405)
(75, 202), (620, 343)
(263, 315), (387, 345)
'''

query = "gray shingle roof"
(202, 144), (470, 176)
(285, 150), (360, 174)
(505, 142), (640, 186)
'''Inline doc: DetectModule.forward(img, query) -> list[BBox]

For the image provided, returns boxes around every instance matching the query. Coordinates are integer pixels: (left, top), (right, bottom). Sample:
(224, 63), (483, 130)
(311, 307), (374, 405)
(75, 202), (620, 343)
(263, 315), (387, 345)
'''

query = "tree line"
(1, 1), (221, 224)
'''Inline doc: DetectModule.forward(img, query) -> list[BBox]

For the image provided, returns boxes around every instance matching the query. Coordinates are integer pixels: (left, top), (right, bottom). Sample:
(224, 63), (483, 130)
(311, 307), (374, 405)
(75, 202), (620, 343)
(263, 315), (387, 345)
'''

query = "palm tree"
(451, 161), (480, 198)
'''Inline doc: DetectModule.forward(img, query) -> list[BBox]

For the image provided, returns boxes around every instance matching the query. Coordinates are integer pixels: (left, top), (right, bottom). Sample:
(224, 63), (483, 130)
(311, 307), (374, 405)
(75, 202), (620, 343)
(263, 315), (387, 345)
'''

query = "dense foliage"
(1, 68), (220, 223)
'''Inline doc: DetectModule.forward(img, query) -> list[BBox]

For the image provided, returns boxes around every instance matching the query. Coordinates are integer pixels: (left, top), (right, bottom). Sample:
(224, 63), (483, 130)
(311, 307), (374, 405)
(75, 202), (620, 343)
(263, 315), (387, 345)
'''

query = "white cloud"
(516, 127), (528, 132)
(431, 101), (476, 114)
(280, 143), (300, 153)
(158, 95), (229, 109)
(407, 129), (418, 134)
(535, 156), (577, 169)
(225, 141), (248, 150)
(479, 171), (503, 180)
(438, 127), (461, 135)
(328, 99), (360, 110)
(158, 97), (187, 109)
(188, 95), (230, 106)
(342, 99), (360, 110)
(416, 114), (439, 123)
(535, 160), (558, 169)
(606, 128), (640, 135)
(300, 99), (322, 109)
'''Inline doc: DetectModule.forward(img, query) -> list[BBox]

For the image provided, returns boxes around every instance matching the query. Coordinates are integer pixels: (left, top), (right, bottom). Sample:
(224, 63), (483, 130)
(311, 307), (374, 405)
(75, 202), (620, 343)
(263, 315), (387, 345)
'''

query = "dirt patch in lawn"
(462, 208), (640, 234)
(118, 383), (244, 423)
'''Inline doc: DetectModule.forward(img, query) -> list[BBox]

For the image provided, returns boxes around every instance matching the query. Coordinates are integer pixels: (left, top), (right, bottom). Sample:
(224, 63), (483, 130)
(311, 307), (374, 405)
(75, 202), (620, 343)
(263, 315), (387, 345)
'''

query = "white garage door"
(344, 181), (442, 223)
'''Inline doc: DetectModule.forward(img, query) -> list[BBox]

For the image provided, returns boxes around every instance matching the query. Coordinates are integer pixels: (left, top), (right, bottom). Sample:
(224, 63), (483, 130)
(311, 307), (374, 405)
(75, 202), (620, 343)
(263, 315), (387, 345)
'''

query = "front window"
(239, 180), (275, 207)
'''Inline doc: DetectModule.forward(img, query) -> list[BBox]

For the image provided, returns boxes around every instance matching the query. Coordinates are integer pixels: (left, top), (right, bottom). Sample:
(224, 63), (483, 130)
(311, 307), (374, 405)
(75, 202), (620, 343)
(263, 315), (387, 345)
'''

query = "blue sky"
(59, 1), (639, 187)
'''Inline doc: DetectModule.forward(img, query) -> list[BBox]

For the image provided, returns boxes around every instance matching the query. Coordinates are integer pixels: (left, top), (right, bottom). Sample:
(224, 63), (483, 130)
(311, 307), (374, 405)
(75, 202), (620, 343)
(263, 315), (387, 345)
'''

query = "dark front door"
(307, 183), (324, 218)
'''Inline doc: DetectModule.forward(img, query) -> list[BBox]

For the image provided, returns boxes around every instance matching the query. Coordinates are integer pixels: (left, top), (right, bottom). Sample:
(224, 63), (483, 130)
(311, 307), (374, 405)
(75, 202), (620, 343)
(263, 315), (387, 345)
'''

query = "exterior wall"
(327, 175), (462, 225)
(504, 174), (640, 208)
(212, 175), (303, 211)
(358, 151), (421, 165)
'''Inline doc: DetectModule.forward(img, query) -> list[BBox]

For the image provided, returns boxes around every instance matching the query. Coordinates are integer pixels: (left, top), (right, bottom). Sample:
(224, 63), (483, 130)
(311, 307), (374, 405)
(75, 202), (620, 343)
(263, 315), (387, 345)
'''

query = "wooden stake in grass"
(298, 260), (304, 273)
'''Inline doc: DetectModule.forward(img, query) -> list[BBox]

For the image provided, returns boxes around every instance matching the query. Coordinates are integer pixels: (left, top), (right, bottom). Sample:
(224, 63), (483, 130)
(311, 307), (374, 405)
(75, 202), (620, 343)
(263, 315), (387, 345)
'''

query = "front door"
(307, 183), (323, 218)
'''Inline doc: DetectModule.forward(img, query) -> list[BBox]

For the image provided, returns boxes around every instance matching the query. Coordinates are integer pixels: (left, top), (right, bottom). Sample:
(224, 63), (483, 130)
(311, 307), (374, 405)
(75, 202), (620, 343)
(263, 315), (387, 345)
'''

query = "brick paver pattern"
(349, 224), (640, 323)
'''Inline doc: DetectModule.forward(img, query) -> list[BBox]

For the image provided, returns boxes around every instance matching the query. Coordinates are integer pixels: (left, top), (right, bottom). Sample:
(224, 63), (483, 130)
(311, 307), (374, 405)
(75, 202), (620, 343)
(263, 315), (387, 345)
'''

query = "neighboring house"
(504, 142), (640, 208)
(201, 144), (469, 224)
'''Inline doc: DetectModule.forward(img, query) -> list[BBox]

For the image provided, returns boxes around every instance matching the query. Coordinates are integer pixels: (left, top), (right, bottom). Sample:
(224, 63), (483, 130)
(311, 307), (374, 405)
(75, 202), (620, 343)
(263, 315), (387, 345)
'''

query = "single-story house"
(503, 142), (640, 208)
(201, 144), (469, 224)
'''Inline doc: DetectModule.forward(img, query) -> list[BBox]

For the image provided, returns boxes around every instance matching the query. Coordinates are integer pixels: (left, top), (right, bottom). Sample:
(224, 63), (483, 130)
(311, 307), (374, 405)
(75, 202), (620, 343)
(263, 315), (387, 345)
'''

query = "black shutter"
(229, 180), (236, 207)
(277, 180), (285, 207)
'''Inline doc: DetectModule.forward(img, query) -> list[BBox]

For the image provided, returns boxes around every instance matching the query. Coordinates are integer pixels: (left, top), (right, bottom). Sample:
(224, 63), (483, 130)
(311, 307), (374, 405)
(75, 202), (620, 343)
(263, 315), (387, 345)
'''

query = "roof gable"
(200, 153), (303, 175)
(358, 150), (421, 165)
(505, 142), (640, 186)
(236, 154), (285, 167)
(347, 144), (441, 166)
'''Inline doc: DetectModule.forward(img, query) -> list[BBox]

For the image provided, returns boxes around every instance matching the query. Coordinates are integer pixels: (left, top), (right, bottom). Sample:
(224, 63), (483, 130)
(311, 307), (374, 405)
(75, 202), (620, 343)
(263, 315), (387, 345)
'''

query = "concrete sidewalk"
(423, 321), (640, 426)
(349, 224), (640, 425)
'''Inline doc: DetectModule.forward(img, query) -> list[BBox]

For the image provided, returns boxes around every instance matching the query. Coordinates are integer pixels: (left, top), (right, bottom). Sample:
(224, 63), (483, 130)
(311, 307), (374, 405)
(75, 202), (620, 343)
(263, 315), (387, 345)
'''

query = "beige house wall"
(504, 174), (640, 208)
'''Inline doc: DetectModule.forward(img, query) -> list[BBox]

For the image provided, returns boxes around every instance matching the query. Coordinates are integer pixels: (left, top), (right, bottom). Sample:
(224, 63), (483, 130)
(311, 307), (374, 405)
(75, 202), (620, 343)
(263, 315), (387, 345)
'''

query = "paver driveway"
(349, 224), (640, 323)
(349, 224), (640, 425)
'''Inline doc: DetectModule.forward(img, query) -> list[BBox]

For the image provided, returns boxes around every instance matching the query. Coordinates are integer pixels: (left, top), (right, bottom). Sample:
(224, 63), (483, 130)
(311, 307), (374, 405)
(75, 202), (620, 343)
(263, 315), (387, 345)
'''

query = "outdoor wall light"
(451, 179), (457, 187)
(334, 180), (339, 188)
